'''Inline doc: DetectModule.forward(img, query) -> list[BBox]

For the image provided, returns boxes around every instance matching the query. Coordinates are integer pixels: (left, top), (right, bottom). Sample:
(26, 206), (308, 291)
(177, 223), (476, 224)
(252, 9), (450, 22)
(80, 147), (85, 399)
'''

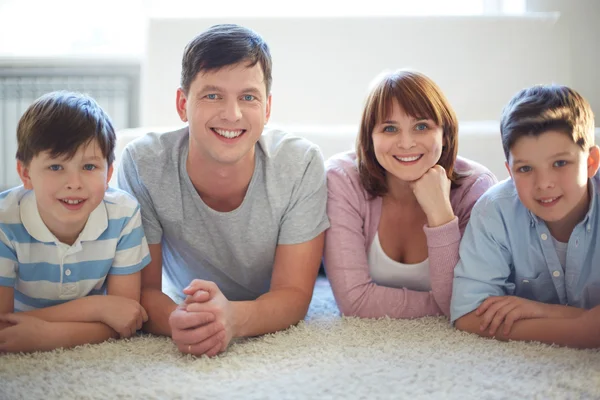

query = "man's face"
(176, 61), (271, 167)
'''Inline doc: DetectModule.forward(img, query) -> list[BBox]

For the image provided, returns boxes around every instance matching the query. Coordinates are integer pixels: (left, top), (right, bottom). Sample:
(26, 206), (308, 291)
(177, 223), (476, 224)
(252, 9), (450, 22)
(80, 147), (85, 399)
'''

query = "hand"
(409, 165), (454, 227)
(0, 314), (55, 353)
(476, 296), (549, 336)
(99, 295), (148, 338)
(182, 280), (235, 356)
(169, 304), (225, 357)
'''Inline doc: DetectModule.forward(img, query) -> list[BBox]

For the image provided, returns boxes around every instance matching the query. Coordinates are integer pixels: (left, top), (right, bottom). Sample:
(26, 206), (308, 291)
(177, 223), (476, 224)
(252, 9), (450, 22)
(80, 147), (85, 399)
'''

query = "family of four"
(1, 24), (598, 354)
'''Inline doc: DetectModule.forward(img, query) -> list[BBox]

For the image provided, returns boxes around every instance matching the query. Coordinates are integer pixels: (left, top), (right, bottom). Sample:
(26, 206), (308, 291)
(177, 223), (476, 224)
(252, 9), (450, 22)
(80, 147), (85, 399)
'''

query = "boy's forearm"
(140, 288), (178, 336)
(0, 321), (11, 330)
(232, 287), (311, 338)
(544, 303), (586, 319)
(456, 310), (599, 348)
(39, 321), (118, 352)
(5, 321), (119, 353)
(21, 296), (106, 323)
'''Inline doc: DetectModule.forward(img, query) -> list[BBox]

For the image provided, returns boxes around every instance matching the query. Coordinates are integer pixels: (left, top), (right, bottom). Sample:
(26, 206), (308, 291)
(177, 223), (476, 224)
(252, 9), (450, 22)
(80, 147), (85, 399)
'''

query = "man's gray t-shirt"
(117, 127), (330, 300)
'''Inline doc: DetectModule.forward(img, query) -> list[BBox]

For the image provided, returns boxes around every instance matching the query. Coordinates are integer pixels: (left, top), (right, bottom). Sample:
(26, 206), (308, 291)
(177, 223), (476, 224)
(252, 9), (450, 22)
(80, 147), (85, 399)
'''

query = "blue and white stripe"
(0, 186), (151, 312)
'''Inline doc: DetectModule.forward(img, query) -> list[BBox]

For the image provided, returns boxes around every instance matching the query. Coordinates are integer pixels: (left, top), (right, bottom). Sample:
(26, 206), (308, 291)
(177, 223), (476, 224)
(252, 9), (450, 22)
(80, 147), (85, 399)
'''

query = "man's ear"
(176, 88), (188, 123)
(505, 161), (513, 179)
(587, 145), (600, 178)
(17, 160), (33, 190)
(264, 94), (272, 124)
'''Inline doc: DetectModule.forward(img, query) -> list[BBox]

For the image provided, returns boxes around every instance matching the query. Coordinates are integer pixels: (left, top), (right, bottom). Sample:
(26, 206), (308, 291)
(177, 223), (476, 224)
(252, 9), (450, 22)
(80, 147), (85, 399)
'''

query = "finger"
(183, 280), (216, 296)
(489, 303), (518, 336)
(476, 297), (502, 316)
(183, 290), (210, 304)
(502, 307), (522, 336)
(136, 312), (143, 331)
(182, 330), (226, 357)
(0, 313), (22, 325)
(206, 331), (227, 357)
(479, 299), (509, 331)
(433, 164), (446, 175)
(141, 306), (149, 323)
(171, 311), (216, 330)
(185, 302), (218, 314)
(172, 321), (224, 345)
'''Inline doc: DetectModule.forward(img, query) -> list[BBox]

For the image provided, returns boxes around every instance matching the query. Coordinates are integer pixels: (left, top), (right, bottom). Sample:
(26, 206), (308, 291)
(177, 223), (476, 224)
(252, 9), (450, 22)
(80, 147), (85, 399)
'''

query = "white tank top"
(368, 232), (431, 291)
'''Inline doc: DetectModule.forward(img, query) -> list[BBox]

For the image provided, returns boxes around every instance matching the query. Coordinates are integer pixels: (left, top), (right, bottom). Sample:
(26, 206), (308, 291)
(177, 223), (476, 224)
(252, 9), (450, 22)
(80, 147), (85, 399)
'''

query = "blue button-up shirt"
(450, 174), (600, 323)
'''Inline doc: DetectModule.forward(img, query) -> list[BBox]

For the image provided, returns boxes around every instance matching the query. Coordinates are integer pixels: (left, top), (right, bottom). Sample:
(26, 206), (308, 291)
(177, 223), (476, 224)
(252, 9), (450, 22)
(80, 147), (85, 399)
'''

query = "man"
(118, 24), (329, 356)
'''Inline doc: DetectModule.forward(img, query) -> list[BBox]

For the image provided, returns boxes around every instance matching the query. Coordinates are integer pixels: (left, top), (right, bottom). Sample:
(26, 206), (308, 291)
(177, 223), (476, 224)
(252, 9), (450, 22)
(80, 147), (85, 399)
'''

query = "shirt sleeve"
(117, 146), (163, 245)
(278, 146), (330, 245)
(324, 165), (443, 319)
(109, 205), (151, 275)
(423, 172), (499, 316)
(450, 198), (514, 323)
(0, 230), (17, 287)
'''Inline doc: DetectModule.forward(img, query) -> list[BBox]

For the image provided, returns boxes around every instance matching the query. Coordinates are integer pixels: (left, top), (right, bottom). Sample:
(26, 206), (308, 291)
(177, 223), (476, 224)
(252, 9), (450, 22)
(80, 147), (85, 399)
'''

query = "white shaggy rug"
(1, 277), (599, 400)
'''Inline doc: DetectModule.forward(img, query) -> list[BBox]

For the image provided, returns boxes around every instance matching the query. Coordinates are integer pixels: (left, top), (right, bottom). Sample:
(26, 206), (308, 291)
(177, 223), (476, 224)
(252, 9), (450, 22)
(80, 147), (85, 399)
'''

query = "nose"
(395, 130), (415, 150)
(65, 170), (83, 190)
(535, 169), (555, 190)
(220, 98), (242, 122)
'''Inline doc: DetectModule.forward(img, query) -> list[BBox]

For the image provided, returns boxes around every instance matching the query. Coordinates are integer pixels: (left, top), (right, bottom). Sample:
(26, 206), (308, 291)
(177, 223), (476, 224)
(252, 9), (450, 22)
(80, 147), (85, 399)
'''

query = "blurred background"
(0, 0), (598, 188)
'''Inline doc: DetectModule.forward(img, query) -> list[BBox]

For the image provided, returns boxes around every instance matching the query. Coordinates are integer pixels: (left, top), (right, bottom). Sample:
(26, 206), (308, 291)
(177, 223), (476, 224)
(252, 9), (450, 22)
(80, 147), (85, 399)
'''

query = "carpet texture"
(1, 278), (599, 400)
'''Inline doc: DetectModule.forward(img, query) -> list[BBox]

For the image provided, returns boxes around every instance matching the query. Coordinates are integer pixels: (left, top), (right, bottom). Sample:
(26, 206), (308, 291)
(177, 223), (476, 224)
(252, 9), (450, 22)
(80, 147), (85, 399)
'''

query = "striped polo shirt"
(0, 186), (151, 312)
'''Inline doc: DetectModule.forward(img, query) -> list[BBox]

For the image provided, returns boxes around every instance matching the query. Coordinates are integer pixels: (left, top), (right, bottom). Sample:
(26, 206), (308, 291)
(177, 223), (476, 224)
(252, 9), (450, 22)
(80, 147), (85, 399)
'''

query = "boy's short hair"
(180, 24), (273, 96)
(356, 69), (460, 197)
(16, 91), (116, 166)
(500, 84), (595, 160)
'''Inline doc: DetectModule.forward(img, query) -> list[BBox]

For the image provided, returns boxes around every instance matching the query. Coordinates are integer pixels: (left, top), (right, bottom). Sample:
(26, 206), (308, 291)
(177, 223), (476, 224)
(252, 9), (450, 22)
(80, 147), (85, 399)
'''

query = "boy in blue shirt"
(451, 85), (600, 348)
(0, 91), (151, 353)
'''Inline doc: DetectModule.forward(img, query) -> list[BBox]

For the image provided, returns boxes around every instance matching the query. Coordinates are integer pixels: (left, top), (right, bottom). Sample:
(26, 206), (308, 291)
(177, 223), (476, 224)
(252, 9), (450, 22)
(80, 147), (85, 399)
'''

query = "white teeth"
(540, 197), (558, 203)
(395, 155), (422, 162)
(214, 128), (244, 139)
(62, 199), (83, 205)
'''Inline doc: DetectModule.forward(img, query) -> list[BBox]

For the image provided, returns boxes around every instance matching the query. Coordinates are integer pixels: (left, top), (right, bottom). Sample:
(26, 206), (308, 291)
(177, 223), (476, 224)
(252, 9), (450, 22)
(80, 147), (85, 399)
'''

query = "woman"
(324, 70), (497, 318)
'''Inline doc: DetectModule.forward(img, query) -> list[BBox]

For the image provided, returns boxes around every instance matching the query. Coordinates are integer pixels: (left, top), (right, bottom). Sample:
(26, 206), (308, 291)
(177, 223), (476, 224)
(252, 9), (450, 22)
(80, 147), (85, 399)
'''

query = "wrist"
(229, 302), (247, 338)
(426, 206), (455, 228)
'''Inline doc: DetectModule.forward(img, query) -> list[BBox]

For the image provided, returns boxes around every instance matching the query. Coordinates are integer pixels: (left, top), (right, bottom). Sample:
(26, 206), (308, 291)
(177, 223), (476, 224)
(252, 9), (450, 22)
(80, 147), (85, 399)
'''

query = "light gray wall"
(527, 0), (600, 123)
(141, 15), (573, 127)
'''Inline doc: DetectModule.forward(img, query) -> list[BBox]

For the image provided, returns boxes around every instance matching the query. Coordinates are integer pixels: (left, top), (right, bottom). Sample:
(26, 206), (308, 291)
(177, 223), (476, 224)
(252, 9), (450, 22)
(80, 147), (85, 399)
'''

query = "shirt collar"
(20, 191), (108, 244)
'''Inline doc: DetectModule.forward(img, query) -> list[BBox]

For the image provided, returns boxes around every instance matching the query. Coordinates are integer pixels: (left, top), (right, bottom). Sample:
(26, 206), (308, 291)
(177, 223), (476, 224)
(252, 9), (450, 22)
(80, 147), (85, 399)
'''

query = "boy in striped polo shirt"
(0, 91), (151, 353)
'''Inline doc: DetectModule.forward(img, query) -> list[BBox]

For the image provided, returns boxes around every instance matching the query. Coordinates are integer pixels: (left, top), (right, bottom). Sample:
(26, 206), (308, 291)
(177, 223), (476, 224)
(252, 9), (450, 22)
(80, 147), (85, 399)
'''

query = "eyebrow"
(512, 151), (574, 165)
(83, 155), (104, 161)
(381, 117), (429, 124)
(197, 85), (263, 97)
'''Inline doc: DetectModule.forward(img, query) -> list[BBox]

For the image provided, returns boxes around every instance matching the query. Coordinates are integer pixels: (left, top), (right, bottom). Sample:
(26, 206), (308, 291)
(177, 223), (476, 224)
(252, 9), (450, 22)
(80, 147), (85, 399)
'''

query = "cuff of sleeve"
(0, 276), (15, 287)
(109, 254), (151, 275)
(423, 216), (460, 248)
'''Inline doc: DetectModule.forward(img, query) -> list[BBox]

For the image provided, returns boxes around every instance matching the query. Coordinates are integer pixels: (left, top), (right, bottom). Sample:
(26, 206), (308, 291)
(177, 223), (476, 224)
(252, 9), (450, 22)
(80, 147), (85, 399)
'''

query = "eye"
(553, 160), (568, 167)
(415, 123), (428, 131)
(206, 94), (218, 100)
(49, 164), (62, 171)
(242, 94), (255, 101)
(383, 125), (397, 133)
(517, 166), (532, 173)
(83, 164), (97, 171)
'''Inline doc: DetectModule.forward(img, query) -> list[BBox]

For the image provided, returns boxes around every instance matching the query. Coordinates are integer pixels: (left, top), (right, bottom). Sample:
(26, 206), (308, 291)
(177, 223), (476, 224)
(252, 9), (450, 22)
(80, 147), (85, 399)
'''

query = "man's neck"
(186, 151), (256, 212)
